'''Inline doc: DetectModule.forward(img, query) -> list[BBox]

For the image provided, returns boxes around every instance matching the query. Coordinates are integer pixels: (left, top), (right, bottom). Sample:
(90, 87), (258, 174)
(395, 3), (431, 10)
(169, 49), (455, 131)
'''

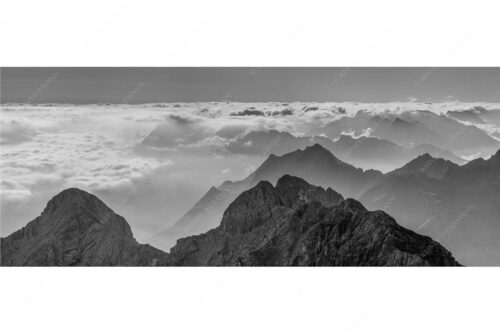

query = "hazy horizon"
(2, 68), (500, 104)
(2, 68), (500, 266)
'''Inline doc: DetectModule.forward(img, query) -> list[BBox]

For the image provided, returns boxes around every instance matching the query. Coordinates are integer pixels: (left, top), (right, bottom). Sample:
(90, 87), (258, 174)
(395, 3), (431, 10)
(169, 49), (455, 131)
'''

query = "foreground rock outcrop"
(1, 188), (168, 266)
(167, 175), (461, 266)
(1, 176), (461, 266)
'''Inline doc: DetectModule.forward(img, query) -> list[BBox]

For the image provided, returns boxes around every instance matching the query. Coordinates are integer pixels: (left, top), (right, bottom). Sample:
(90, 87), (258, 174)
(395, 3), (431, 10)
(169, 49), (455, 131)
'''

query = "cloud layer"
(2, 101), (500, 240)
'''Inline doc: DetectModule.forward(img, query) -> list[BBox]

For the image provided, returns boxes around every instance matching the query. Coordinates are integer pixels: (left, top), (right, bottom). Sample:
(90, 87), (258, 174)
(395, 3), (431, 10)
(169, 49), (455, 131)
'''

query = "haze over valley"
(2, 68), (500, 266)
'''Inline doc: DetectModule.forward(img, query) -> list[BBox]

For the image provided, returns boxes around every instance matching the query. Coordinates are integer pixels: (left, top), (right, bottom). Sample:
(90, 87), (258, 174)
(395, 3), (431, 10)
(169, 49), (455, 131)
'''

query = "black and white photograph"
(1, 67), (500, 267)
(1, 1), (499, 333)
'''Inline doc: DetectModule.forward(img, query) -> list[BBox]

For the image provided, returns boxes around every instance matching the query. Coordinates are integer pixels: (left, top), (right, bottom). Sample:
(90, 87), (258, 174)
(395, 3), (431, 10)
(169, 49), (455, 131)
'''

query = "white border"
(1, 267), (498, 333)
(1, 0), (500, 66)
(1, 1), (500, 332)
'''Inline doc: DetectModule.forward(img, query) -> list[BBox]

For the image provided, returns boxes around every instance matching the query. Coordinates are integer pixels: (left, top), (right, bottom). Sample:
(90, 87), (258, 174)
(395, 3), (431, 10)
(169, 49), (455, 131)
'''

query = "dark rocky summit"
(167, 175), (460, 266)
(2, 176), (462, 266)
(1, 188), (168, 266)
(149, 144), (384, 250)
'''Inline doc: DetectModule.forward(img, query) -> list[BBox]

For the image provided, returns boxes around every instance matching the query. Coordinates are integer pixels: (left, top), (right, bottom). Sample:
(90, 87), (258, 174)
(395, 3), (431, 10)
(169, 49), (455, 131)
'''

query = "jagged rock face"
(359, 150), (500, 266)
(219, 175), (344, 235)
(274, 174), (344, 209)
(1, 188), (168, 266)
(168, 175), (460, 266)
(2, 176), (461, 266)
(149, 144), (381, 251)
(220, 181), (283, 235)
(151, 142), (465, 251)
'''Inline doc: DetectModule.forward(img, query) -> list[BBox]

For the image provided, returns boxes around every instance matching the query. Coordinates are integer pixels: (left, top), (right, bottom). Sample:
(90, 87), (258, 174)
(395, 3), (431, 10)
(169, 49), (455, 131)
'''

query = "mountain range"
(447, 106), (500, 126)
(1, 175), (460, 266)
(149, 144), (384, 250)
(308, 110), (500, 157)
(3, 105), (499, 266)
(167, 175), (460, 266)
(221, 129), (466, 172)
(360, 150), (500, 265)
(152, 143), (500, 265)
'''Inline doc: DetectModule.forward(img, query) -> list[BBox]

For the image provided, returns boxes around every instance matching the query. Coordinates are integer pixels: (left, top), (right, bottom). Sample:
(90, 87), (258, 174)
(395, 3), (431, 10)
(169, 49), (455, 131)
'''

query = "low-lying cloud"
(2, 102), (500, 242)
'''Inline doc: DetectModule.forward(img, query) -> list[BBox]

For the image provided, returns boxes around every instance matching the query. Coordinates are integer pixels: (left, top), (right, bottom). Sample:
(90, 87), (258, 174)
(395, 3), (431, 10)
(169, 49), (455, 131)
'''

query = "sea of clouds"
(1, 101), (499, 241)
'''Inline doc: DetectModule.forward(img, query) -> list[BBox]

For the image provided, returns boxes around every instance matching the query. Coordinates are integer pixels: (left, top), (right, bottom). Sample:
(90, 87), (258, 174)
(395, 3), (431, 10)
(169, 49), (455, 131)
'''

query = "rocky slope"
(149, 144), (384, 250)
(2, 176), (462, 266)
(360, 150), (500, 265)
(1, 188), (168, 266)
(167, 175), (460, 266)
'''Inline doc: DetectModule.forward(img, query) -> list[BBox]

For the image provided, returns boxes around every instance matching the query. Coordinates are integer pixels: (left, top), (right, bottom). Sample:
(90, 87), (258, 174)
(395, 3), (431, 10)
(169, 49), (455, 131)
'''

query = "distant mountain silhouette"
(224, 130), (309, 156)
(398, 110), (499, 156)
(167, 175), (460, 266)
(447, 106), (500, 127)
(310, 110), (499, 157)
(247, 143), (383, 195)
(409, 144), (465, 165)
(330, 134), (465, 171)
(447, 109), (485, 124)
(1, 188), (168, 266)
(374, 117), (443, 148)
(221, 129), (465, 172)
(360, 150), (500, 265)
(388, 153), (457, 179)
(476, 107), (500, 129)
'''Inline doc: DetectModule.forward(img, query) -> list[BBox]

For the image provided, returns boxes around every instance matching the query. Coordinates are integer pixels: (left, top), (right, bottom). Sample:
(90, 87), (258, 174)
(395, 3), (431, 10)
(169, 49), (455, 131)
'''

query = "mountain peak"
(392, 117), (410, 125)
(276, 174), (344, 208)
(43, 187), (112, 216)
(52, 187), (95, 200)
(417, 152), (433, 160)
(276, 174), (309, 188)
(169, 176), (460, 266)
(2, 188), (168, 266)
(334, 134), (361, 148)
(221, 175), (345, 235)
(337, 134), (357, 142)
(391, 153), (456, 179)
(305, 143), (331, 153)
(220, 180), (280, 234)
(301, 143), (342, 161)
(248, 141), (383, 198)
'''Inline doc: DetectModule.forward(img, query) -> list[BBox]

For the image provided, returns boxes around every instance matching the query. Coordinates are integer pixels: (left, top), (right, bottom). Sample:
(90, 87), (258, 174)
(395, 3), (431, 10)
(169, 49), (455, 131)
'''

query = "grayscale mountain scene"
(1, 67), (500, 266)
